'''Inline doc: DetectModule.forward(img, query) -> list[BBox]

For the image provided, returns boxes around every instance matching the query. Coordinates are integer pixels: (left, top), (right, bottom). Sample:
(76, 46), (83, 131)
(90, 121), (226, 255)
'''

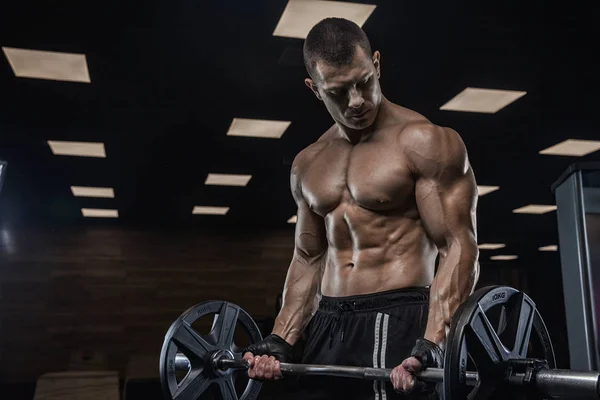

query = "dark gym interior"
(0, 0), (598, 399)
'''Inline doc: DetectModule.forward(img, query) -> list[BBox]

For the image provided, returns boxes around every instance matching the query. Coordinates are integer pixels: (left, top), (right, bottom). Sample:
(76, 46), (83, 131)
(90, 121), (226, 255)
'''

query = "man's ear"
(305, 78), (322, 101)
(373, 51), (381, 79)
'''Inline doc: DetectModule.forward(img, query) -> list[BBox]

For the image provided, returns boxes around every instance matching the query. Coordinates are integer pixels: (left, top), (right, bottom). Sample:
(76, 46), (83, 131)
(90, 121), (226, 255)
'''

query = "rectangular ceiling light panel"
(81, 208), (118, 218)
(512, 205), (557, 214)
(273, 0), (377, 39)
(539, 245), (558, 252)
(71, 186), (115, 198)
(3, 47), (91, 83)
(205, 174), (252, 186)
(539, 139), (600, 157)
(478, 243), (506, 250)
(226, 118), (291, 139)
(48, 141), (106, 158)
(440, 87), (527, 114)
(478, 185), (500, 196)
(490, 255), (518, 261)
(192, 206), (229, 215)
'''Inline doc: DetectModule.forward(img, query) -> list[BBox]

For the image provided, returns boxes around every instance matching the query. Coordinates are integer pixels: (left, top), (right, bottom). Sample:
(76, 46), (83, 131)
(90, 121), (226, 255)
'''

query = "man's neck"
(336, 98), (389, 144)
(337, 124), (373, 145)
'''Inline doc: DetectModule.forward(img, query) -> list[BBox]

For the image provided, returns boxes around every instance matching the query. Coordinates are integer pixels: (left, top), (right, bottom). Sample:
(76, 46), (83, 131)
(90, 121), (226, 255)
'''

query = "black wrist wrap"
(410, 337), (444, 368)
(243, 334), (293, 363)
(410, 338), (444, 395)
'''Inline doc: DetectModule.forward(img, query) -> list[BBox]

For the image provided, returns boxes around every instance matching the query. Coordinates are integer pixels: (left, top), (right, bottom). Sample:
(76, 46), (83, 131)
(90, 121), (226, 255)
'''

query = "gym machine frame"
(553, 162), (600, 372)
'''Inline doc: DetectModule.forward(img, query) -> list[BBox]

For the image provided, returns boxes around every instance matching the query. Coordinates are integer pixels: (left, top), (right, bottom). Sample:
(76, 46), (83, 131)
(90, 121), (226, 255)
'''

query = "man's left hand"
(390, 356), (423, 393)
(391, 338), (444, 393)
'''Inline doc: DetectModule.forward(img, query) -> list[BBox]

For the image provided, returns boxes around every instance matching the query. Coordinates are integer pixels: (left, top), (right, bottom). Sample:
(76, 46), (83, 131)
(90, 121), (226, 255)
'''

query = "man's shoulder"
(378, 102), (467, 170)
(380, 104), (440, 143)
(291, 127), (337, 172)
(396, 119), (462, 153)
(394, 119), (467, 173)
(289, 129), (336, 198)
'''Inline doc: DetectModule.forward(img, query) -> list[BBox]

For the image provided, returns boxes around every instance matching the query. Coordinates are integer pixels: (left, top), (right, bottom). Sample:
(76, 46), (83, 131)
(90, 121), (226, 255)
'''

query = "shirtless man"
(243, 17), (479, 399)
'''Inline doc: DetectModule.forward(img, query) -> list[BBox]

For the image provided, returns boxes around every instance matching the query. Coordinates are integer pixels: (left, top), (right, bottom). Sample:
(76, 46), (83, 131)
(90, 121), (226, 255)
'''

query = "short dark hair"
(303, 17), (372, 80)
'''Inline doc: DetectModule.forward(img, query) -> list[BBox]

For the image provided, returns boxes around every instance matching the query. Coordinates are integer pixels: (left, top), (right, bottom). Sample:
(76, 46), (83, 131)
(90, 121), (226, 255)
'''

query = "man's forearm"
(424, 237), (479, 348)
(272, 253), (324, 345)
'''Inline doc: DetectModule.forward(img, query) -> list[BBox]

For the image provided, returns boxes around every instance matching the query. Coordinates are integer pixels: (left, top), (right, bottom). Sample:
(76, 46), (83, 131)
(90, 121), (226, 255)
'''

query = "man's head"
(303, 18), (382, 130)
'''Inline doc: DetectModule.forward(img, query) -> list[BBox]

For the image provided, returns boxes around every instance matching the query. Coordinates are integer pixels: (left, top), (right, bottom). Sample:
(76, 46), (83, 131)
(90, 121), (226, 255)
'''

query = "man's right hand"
(243, 353), (283, 380)
(242, 334), (293, 381)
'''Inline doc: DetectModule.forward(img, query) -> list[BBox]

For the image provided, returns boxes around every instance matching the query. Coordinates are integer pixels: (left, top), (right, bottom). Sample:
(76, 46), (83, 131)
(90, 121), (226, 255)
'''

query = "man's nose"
(348, 87), (364, 109)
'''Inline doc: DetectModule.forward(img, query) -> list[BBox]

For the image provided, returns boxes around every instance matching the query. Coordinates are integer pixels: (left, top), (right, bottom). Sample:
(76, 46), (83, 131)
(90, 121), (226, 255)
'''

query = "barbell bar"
(175, 352), (600, 398)
(175, 353), (476, 383)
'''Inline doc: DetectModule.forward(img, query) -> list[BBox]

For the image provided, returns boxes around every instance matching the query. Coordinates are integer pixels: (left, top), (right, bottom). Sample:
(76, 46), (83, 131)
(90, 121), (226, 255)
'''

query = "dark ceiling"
(0, 1), (597, 267)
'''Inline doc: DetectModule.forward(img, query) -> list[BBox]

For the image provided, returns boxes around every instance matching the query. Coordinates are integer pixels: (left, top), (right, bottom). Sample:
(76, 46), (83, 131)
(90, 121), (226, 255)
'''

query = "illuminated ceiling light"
(71, 186), (115, 198)
(81, 208), (118, 218)
(226, 118), (291, 139)
(273, 0), (377, 39)
(490, 255), (518, 261)
(539, 245), (558, 252)
(48, 140), (106, 158)
(287, 215), (298, 224)
(192, 206), (229, 215)
(440, 87), (527, 114)
(205, 173), (252, 187)
(539, 139), (600, 157)
(512, 204), (557, 214)
(2, 47), (91, 83)
(478, 243), (506, 250)
(478, 185), (500, 196)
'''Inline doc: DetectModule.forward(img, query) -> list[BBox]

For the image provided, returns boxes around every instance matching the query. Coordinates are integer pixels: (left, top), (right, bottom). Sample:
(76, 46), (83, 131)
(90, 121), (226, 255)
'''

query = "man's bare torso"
(294, 102), (439, 297)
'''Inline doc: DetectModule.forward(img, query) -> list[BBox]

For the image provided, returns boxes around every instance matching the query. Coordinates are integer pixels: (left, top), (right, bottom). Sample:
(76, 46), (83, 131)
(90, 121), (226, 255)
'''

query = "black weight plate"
(444, 286), (555, 400)
(160, 301), (263, 400)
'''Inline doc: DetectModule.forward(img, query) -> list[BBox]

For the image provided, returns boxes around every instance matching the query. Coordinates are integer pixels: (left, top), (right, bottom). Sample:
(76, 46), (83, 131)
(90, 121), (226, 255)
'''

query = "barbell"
(159, 286), (600, 400)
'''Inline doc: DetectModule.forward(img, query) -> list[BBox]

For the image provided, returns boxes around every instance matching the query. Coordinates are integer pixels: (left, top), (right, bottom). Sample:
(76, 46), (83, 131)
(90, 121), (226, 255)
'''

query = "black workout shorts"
(295, 287), (435, 400)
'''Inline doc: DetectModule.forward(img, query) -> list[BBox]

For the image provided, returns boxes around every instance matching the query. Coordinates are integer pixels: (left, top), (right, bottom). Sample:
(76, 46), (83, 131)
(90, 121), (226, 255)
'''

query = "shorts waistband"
(318, 286), (430, 312)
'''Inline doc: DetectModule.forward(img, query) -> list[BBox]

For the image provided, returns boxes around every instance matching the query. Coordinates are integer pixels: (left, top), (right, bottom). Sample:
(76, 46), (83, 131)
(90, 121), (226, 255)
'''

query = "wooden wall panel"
(0, 227), (295, 382)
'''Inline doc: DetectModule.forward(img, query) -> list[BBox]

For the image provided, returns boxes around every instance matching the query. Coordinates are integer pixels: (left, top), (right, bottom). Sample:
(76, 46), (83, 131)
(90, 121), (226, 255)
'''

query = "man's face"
(306, 46), (382, 130)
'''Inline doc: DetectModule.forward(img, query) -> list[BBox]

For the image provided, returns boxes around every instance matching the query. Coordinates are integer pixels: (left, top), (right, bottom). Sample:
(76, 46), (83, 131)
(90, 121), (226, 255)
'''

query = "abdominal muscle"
(319, 204), (438, 297)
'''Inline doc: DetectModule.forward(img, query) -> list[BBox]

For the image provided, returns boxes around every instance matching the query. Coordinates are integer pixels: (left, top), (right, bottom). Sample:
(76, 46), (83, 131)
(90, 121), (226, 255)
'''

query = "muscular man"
(244, 17), (479, 399)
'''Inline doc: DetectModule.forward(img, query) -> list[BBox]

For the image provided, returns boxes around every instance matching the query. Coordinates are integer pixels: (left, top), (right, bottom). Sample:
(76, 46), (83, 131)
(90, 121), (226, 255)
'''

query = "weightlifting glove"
(243, 334), (294, 362)
(409, 338), (444, 395)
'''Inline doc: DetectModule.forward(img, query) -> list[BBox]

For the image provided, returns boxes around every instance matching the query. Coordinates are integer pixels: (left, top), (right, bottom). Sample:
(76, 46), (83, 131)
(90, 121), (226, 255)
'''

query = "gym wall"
(0, 225), (565, 386)
(0, 226), (292, 383)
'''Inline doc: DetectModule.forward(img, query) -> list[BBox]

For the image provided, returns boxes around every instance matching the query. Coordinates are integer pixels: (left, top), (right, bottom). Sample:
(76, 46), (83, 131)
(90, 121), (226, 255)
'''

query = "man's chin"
(343, 118), (375, 130)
